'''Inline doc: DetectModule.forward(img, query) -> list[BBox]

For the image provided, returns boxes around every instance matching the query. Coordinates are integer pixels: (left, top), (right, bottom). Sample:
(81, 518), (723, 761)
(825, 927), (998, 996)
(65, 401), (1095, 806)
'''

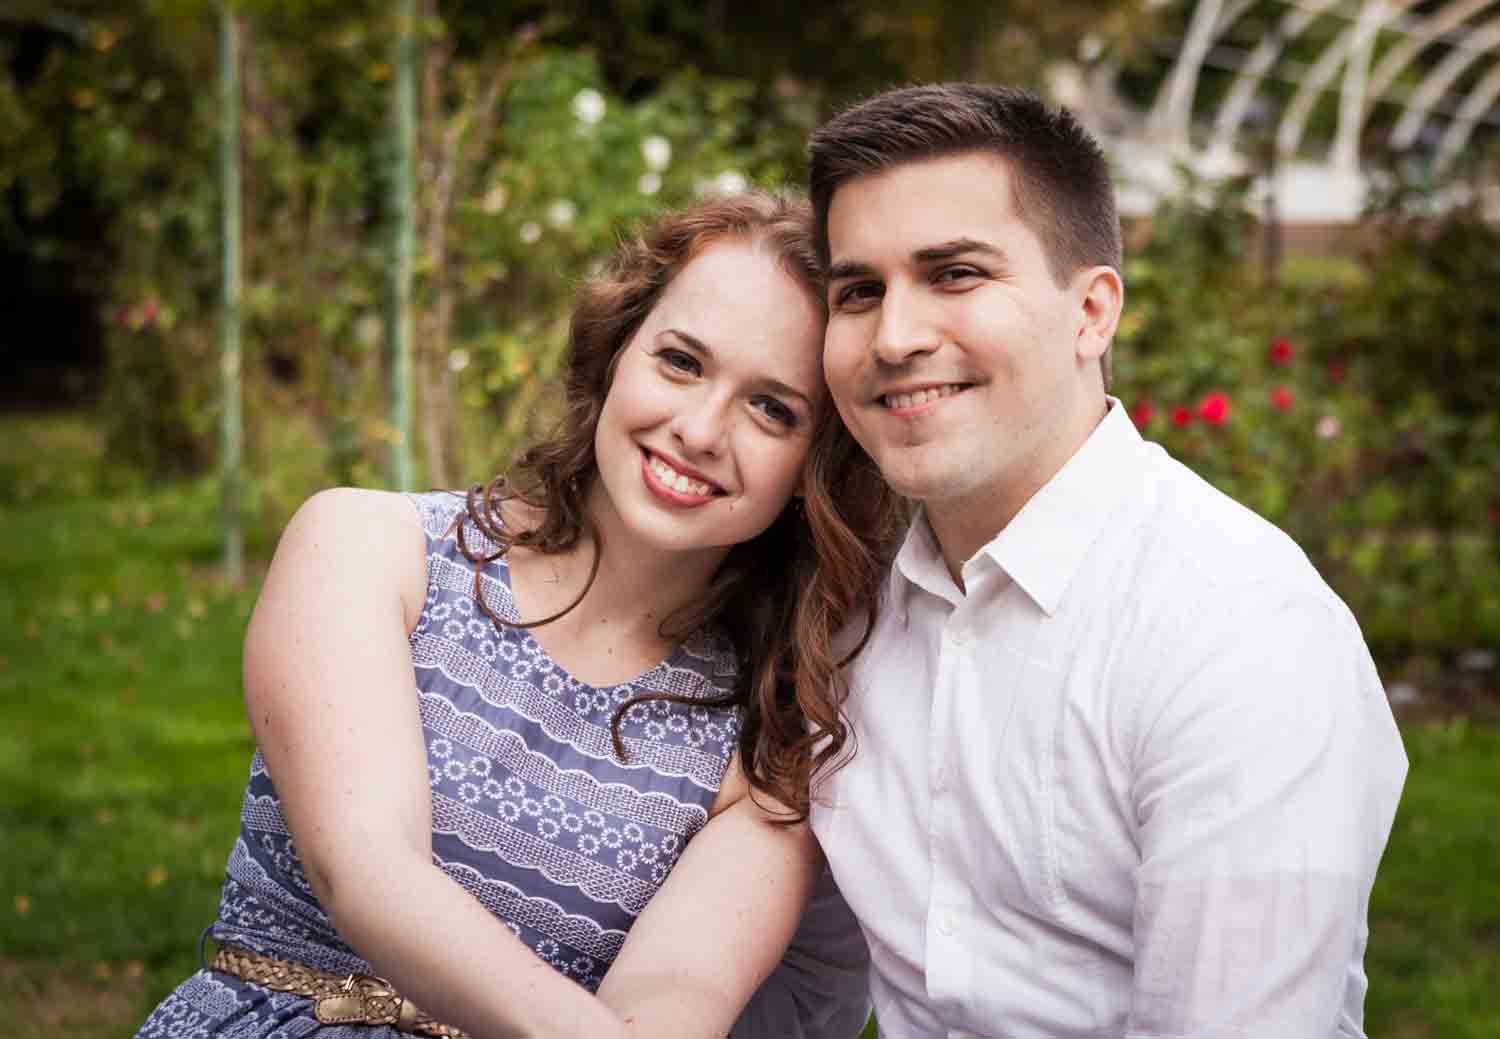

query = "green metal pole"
(219, 5), (244, 582)
(385, 0), (417, 490)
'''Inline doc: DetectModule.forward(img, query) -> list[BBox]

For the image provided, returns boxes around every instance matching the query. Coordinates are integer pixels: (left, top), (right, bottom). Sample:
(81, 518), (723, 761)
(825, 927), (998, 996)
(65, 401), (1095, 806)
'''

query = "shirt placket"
(924, 602), (975, 1025)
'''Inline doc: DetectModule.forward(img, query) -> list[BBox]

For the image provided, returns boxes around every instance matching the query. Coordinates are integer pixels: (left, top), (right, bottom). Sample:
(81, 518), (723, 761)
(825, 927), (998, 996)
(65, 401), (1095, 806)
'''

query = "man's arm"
(1128, 585), (1407, 1038)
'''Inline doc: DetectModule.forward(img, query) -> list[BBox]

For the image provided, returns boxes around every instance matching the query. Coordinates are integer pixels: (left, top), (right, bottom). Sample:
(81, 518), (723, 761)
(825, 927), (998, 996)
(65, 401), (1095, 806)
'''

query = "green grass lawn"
(2, 412), (1497, 1037)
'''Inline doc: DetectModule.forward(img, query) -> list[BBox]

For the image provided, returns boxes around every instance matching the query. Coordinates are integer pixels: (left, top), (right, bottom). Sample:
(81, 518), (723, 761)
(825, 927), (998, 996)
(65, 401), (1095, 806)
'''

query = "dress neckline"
(485, 540), (717, 696)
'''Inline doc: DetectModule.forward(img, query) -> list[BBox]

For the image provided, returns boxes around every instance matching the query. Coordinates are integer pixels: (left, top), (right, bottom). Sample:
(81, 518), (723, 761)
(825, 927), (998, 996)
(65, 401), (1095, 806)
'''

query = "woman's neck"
(501, 485), (728, 684)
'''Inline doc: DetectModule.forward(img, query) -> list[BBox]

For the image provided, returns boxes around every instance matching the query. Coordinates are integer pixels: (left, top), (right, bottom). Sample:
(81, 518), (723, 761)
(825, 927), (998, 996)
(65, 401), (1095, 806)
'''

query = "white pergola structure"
(1063, 0), (1500, 221)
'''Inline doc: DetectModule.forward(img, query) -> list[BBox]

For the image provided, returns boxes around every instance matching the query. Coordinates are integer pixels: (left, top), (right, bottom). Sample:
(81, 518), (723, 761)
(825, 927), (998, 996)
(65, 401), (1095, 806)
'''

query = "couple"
(138, 83), (1407, 1039)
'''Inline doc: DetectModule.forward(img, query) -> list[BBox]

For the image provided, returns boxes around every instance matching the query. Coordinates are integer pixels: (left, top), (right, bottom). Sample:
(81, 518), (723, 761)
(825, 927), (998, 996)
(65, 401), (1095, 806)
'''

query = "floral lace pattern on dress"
(136, 490), (742, 1036)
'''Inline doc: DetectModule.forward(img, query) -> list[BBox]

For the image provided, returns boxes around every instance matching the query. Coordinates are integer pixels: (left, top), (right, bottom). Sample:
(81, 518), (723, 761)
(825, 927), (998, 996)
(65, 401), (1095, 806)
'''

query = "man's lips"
(874, 383), (972, 411)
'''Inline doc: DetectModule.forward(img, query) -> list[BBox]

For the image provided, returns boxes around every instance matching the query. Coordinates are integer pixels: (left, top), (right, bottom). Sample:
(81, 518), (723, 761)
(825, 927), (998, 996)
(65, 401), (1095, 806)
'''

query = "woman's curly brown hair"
(457, 191), (904, 820)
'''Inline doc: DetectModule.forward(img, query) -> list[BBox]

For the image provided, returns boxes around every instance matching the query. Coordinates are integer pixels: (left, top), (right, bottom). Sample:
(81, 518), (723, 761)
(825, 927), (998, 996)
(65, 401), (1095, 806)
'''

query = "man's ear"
(1073, 265), (1124, 364)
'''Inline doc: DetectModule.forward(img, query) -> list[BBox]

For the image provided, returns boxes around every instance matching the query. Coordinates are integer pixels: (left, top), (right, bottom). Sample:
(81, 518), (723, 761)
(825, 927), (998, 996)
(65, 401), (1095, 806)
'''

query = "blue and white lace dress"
(136, 490), (744, 1037)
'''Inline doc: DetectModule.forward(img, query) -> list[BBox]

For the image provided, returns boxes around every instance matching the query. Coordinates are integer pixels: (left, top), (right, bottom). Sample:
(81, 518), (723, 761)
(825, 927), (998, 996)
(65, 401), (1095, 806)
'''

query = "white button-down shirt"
(811, 402), (1407, 1039)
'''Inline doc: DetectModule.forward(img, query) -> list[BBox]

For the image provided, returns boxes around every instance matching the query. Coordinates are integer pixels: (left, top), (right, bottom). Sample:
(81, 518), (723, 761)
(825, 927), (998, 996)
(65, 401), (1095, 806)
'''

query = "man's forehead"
(826, 154), (1019, 265)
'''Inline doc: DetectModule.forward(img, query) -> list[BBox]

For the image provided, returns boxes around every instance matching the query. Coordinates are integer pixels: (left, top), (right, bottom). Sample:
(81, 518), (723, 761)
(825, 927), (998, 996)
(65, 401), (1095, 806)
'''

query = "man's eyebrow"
(827, 239), (1007, 281)
(826, 260), (876, 283)
(661, 329), (814, 407)
(912, 237), (1008, 264)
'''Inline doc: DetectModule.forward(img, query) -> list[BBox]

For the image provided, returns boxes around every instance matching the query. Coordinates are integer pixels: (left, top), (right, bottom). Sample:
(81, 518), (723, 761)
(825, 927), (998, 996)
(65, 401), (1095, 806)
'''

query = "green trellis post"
(219, 4), (244, 582)
(384, 0), (417, 490)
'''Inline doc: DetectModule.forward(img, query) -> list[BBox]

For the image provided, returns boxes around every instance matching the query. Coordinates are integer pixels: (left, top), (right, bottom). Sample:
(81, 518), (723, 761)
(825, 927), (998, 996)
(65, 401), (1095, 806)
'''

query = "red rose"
(1131, 399), (1156, 428)
(1197, 391), (1230, 426)
(1270, 337), (1294, 365)
(1328, 360), (1347, 384)
(1171, 406), (1193, 428)
(1271, 386), (1293, 411)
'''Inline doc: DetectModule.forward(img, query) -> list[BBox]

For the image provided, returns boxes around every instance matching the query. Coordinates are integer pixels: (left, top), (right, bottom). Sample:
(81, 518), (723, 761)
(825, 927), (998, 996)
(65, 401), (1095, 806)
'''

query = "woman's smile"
(641, 448), (724, 505)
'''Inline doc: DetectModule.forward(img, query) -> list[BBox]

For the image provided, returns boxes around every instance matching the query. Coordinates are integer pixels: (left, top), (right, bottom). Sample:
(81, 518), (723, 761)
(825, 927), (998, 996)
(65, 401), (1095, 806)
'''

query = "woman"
(136, 192), (901, 1039)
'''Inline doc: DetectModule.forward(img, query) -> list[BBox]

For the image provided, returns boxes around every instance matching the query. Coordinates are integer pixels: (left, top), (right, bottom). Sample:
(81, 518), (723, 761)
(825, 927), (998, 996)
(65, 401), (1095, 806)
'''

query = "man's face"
(822, 152), (1107, 545)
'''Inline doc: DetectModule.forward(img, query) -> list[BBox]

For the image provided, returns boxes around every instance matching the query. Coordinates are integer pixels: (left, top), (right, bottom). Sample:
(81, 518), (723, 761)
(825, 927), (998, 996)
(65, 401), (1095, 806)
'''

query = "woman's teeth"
(649, 454), (716, 496)
(884, 385), (964, 410)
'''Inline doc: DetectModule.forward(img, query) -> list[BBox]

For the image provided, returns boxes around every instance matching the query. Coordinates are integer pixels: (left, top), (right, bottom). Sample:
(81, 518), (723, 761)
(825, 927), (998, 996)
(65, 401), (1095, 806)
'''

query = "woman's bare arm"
(595, 757), (825, 1037)
(243, 488), (625, 1039)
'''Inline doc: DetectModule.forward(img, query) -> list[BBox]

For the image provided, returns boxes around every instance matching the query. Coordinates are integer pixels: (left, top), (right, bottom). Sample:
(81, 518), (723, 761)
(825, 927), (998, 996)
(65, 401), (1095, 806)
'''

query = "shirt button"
(934, 765), (949, 791)
(938, 911), (956, 936)
(945, 628), (966, 648)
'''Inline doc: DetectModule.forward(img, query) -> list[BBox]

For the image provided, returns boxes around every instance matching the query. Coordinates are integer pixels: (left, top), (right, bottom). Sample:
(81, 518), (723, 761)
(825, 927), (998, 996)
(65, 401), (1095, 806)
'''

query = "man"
(808, 83), (1407, 1038)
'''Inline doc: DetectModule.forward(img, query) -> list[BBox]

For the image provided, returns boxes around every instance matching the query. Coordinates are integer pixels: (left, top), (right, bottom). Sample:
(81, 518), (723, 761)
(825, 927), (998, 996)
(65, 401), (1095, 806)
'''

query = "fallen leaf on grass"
(146, 865), (168, 888)
(14, 894), (30, 915)
(96, 808), (114, 824)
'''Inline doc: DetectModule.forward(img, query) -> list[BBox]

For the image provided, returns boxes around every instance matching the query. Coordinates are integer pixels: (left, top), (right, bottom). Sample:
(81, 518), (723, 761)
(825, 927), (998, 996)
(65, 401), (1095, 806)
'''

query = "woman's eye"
(657, 348), (701, 375)
(752, 396), (798, 428)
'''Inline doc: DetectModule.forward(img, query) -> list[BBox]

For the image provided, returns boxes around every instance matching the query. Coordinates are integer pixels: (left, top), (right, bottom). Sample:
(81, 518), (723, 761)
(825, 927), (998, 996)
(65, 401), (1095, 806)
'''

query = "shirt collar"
(892, 505), (959, 609)
(890, 398), (1148, 617)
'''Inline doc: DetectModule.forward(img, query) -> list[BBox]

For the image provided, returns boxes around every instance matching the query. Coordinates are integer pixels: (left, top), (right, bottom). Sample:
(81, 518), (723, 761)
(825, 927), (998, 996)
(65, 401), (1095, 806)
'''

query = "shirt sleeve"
(1126, 585), (1407, 1039)
(730, 864), (872, 1039)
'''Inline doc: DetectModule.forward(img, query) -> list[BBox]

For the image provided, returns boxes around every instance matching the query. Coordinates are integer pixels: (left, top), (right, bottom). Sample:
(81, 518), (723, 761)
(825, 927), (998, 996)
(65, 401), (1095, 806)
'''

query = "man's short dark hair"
(809, 83), (1123, 284)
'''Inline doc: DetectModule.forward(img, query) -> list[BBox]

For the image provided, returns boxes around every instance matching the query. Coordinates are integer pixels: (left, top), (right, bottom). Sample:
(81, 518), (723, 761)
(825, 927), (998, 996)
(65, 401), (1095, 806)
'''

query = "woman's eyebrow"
(664, 329), (814, 407)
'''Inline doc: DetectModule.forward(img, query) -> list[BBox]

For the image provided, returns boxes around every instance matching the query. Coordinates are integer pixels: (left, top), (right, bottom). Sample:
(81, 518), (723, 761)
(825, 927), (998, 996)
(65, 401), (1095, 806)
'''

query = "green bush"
(1114, 186), (1499, 661)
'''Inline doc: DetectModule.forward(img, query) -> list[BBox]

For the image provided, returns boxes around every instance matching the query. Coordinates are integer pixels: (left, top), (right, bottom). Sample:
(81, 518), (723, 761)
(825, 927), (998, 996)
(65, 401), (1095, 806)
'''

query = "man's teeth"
(884, 385), (964, 409)
(649, 455), (715, 496)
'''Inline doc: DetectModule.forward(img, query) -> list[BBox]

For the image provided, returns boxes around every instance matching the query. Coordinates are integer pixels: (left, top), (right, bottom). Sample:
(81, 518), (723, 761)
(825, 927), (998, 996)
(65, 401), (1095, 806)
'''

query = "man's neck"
(926, 397), (1110, 591)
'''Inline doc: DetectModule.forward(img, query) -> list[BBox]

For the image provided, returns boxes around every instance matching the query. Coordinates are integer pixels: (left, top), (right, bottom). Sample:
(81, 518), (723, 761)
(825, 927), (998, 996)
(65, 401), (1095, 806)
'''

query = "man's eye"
(657, 348), (701, 375)
(752, 396), (798, 428)
(934, 265), (982, 285)
(833, 282), (882, 308)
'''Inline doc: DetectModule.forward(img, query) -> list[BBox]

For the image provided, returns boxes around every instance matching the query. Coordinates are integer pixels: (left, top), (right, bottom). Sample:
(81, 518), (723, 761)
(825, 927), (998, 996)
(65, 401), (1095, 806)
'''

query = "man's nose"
(872, 283), (940, 367)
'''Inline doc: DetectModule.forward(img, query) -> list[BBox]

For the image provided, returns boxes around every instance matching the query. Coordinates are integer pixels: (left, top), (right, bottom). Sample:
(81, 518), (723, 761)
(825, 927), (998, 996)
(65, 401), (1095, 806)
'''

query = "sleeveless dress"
(136, 490), (744, 1037)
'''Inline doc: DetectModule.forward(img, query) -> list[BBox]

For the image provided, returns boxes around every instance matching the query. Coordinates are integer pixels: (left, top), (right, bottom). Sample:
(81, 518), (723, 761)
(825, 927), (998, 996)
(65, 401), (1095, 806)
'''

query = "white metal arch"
(1106, 0), (1500, 218)
(1390, 13), (1500, 148)
(1435, 57), (1500, 170)
(1209, 0), (1346, 156)
(1149, 0), (1228, 147)
(1365, 0), (1500, 108)
(1275, 0), (1416, 167)
(1335, 1), (1409, 169)
(1147, 0), (1268, 144)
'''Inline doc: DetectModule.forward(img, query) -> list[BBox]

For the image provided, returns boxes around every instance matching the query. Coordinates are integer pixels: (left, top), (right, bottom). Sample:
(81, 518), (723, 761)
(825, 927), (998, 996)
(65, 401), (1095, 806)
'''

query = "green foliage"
(1115, 190), (1500, 661)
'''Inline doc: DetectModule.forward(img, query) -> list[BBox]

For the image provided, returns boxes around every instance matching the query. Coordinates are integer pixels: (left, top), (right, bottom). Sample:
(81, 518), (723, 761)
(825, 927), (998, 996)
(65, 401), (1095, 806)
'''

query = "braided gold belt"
(211, 945), (470, 1037)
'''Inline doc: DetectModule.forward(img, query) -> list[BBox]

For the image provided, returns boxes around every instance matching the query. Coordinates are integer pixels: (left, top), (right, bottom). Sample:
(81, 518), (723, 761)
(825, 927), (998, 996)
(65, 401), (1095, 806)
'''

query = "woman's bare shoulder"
(267, 488), (429, 625)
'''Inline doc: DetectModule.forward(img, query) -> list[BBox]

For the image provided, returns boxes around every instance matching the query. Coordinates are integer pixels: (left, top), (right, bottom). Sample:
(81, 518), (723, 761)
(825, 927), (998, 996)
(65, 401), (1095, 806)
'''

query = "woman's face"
(590, 238), (826, 564)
